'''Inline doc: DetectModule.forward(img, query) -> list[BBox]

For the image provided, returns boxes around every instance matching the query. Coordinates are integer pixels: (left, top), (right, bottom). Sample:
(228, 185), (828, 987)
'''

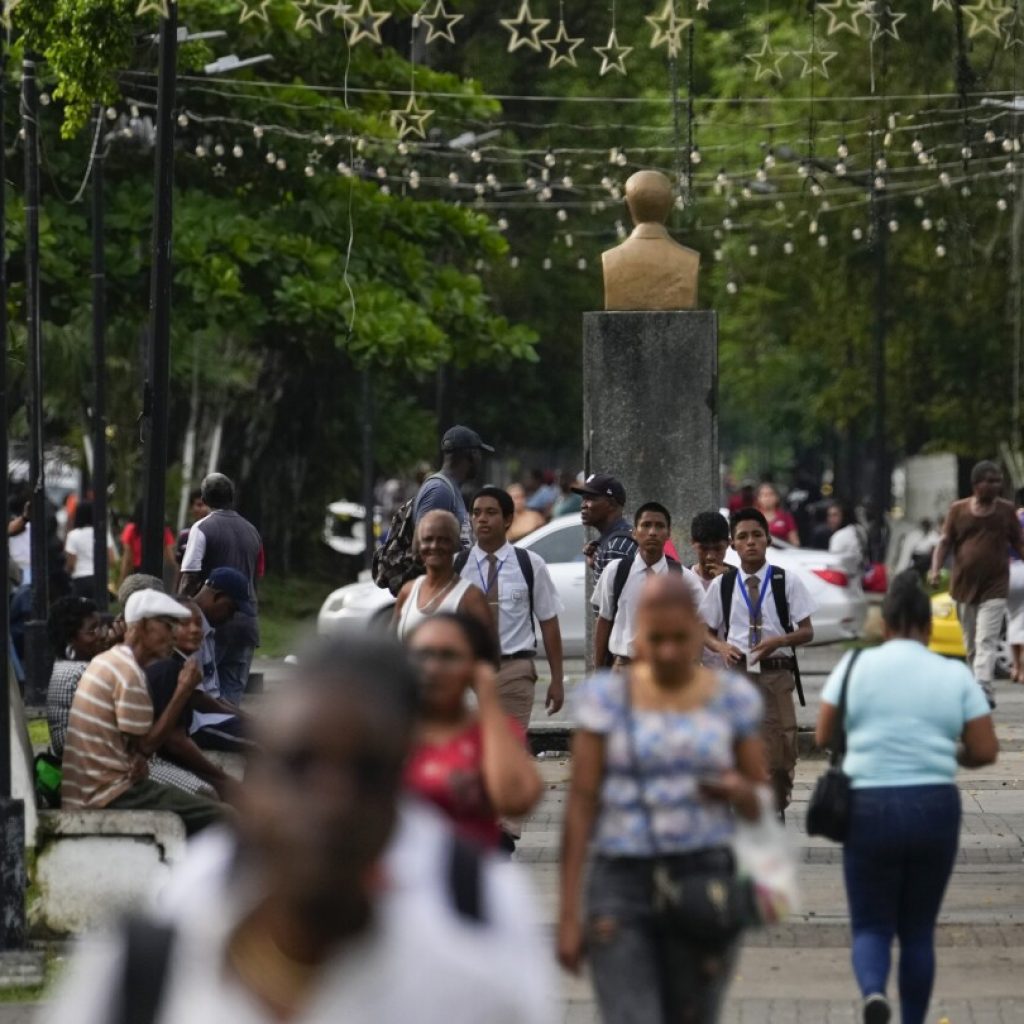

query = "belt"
(756, 656), (795, 672)
(500, 651), (535, 662)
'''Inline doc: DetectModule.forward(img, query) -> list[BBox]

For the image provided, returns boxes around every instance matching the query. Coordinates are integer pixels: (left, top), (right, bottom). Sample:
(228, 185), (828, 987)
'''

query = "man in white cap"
(61, 589), (222, 835)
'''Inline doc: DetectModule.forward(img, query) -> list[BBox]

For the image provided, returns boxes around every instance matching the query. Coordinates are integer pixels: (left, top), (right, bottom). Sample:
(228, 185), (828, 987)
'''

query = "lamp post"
(91, 106), (109, 611)
(21, 54), (49, 708)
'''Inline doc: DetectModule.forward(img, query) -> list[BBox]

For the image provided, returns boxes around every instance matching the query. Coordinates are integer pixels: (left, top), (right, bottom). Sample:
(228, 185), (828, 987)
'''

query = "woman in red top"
(404, 612), (542, 850)
(119, 500), (177, 582)
(756, 483), (801, 546)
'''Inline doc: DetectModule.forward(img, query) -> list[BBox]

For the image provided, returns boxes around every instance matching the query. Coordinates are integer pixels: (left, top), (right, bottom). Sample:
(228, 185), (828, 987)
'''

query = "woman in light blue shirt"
(816, 571), (998, 1024)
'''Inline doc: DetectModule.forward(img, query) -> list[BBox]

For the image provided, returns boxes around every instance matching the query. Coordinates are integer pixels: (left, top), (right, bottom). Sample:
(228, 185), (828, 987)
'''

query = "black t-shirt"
(145, 652), (187, 728)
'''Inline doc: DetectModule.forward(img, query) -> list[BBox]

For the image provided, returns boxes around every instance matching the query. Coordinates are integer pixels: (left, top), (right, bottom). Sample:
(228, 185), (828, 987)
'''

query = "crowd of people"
(29, 436), (1011, 1024)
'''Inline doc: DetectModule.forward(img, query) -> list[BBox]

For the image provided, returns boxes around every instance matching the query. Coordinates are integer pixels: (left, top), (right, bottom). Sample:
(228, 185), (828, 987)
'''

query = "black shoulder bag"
(806, 649), (863, 842)
(622, 676), (756, 948)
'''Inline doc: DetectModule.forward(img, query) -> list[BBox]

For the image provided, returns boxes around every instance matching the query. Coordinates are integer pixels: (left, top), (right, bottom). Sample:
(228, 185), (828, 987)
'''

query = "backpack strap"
(769, 566), (791, 630)
(117, 916), (176, 1024)
(609, 552), (637, 626)
(454, 549), (470, 575)
(513, 548), (537, 646)
(448, 835), (486, 924)
(666, 556), (683, 576)
(720, 567), (739, 638)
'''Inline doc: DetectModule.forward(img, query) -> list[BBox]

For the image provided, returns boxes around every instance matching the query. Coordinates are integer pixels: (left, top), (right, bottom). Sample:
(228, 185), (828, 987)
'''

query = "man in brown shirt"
(930, 461), (1024, 706)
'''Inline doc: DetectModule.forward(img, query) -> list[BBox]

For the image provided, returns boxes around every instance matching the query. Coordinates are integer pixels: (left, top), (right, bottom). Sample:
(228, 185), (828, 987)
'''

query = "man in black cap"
(413, 426), (494, 548)
(574, 473), (638, 585)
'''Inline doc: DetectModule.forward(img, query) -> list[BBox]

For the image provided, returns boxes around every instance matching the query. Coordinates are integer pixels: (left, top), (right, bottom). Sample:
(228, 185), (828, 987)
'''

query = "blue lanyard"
(476, 553), (506, 593)
(738, 566), (773, 623)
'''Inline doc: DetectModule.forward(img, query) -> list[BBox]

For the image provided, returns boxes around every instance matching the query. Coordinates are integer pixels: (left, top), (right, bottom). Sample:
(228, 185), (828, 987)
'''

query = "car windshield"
(522, 522), (585, 564)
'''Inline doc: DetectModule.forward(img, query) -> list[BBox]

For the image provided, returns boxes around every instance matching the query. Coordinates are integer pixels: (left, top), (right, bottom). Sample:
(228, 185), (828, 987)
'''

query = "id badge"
(744, 653), (761, 675)
(511, 588), (526, 605)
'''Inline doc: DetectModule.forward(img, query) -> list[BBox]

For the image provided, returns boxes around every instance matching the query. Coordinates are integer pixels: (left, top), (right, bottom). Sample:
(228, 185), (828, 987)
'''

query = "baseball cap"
(571, 473), (627, 506)
(125, 589), (192, 625)
(205, 567), (256, 616)
(442, 425), (495, 454)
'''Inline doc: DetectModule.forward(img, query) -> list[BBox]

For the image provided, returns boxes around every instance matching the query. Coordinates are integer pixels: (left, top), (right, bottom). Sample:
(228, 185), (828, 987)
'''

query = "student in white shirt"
(594, 502), (706, 670)
(460, 486), (565, 728)
(700, 506), (815, 815)
(64, 501), (117, 600)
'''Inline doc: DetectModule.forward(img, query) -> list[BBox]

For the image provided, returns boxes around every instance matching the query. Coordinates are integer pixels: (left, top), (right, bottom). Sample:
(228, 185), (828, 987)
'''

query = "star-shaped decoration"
(744, 35), (784, 81)
(212, 163), (227, 177)
(238, 0), (272, 20)
(136, 0), (170, 16)
(696, 0), (712, 9)
(594, 27), (633, 75)
(865, 0), (907, 40)
(1, 0), (21, 30)
(344, 0), (391, 43)
(542, 18), (585, 68)
(793, 39), (837, 78)
(932, 0), (953, 8)
(418, 0), (463, 43)
(308, 149), (324, 165)
(391, 94), (434, 141)
(1004, 3), (1024, 45)
(962, 0), (1012, 38)
(646, 0), (693, 57)
(819, 0), (868, 35)
(500, 1), (550, 53)
(294, 0), (331, 32)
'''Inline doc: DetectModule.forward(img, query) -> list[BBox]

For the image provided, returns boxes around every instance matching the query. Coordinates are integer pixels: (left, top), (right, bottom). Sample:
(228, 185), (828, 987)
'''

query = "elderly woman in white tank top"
(394, 510), (496, 644)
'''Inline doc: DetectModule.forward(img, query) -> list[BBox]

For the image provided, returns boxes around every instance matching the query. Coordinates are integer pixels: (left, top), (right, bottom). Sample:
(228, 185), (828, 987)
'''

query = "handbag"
(622, 676), (756, 947)
(805, 649), (863, 842)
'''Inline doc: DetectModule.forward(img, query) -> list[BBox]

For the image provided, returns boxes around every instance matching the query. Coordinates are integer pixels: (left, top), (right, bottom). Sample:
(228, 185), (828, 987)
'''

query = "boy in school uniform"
(459, 486), (566, 728)
(700, 507), (815, 815)
(594, 502), (705, 670)
(689, 511), (732, 591)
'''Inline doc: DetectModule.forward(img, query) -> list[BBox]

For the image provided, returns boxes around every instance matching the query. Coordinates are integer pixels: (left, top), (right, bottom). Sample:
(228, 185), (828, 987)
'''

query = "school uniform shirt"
(596, 555), (706, 660)
(458, 543), (563, 656)
(699, 563), (815, 664)
(188, 613), (234, 736)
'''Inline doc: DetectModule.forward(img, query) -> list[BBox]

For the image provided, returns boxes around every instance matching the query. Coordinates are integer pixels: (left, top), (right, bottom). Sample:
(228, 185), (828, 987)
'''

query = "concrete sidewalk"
(520, 646), (1024, 1024)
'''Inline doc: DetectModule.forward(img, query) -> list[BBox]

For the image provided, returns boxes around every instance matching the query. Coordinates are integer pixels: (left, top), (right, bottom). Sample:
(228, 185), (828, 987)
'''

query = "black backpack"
(372, 474), (459, 596)
(719, 566), (806, 706)
(455, 547), (537, 644)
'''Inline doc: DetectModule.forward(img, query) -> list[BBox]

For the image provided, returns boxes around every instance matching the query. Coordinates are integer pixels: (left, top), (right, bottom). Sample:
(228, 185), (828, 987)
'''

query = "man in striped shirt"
(61, 589), (222, 836)
(575, 474), (638, 585)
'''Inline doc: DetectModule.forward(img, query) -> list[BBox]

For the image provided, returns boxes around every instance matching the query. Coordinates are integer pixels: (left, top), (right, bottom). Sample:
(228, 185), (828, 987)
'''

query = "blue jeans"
(585, 853), (741, 1024)
(215, 641), (255, 707)
(842, 784), (960, 1024)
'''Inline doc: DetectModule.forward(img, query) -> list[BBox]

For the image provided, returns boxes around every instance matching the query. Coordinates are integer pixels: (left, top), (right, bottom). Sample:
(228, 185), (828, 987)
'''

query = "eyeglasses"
(409, 647), (471, 667)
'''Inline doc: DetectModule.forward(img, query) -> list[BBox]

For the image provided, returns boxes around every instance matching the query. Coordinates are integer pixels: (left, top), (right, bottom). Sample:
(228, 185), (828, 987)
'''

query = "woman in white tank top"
(393, 510), (495, 643)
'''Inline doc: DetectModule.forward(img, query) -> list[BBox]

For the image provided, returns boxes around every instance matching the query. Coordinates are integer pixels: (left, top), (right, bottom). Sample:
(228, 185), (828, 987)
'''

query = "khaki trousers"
(496, 657), (537, 840)
(747, 668), (798, 812)
(496, 657), (538, 733)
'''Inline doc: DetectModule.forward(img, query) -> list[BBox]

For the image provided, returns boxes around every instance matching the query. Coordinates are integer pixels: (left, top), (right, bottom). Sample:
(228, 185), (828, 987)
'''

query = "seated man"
(61, 589), (221, 836)
(189, 568), (257, 753)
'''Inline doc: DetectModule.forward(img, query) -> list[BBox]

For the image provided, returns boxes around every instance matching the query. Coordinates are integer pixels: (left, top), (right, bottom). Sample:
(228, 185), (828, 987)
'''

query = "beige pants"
(748, 668), (798, 812)
(496, 658), (537, 841)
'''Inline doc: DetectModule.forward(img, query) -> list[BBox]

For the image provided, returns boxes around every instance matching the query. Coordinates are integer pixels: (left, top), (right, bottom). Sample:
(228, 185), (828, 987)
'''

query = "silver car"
(317, 516), (867, 655)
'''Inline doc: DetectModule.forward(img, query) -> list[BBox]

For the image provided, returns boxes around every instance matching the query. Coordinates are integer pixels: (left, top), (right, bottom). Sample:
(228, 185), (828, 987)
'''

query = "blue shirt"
(575, 670), (762, 856)
(822, 639), (991, 789)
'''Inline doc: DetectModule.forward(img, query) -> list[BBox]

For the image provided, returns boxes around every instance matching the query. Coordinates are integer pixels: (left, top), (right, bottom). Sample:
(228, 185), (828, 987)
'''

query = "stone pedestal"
(582, 311), (718, 655)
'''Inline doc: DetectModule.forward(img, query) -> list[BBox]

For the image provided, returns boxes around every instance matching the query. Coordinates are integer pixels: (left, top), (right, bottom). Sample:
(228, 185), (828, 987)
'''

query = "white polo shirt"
(596, 555), (706, 659)
(699, 563), (815, 664)
(459, 543), (562, 656)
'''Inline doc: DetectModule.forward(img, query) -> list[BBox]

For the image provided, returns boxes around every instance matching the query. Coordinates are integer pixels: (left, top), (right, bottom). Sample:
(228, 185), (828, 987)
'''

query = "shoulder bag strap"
(720, 568), (739, 639)
(830, 649), (863, 767)
(513, 548), (536, 645)
(610, 552), (637, 626)
(454, 549), (471, 575)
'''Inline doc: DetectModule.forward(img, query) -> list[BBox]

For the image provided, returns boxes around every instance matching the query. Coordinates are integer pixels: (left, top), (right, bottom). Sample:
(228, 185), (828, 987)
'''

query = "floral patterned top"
(575, 670), (762, 857)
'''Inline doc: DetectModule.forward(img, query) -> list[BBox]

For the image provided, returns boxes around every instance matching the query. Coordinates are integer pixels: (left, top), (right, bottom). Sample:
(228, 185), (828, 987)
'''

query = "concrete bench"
(32, 809), (186, 936)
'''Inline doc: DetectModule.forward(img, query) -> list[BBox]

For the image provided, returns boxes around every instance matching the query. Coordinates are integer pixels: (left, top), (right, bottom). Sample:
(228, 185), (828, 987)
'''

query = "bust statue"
(601, 170), (700, 311)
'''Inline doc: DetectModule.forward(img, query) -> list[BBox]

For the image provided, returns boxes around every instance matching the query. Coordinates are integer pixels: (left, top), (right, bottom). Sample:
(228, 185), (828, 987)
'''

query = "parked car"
(317, 516), (868, 654)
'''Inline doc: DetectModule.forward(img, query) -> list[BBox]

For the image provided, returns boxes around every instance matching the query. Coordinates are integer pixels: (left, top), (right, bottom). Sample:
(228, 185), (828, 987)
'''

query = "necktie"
(485, 554), (500, 616)
(746, 576), (763, 649)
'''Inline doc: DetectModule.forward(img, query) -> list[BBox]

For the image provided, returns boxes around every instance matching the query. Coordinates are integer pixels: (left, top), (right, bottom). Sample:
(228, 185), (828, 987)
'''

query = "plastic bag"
(732, 787), (800, 925)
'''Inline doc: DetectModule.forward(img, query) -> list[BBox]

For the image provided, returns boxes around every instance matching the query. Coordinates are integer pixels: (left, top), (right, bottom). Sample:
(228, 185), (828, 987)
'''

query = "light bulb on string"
(470, 149), (482, 163)
(741, 187), (752, 199)
(917, 151), (930, 165)
(809, 219), (818, 234)
(690, 146), (702, 165)
(775, 200), (786, 213)
(723, 218), (733, 231)
(337, 161), (351, 175)
(615, 151), (628, 166)
(756, 168), (767, 183)
(510, 256), (520, 269)
(397, 142), (409, 156)
(836, 162), (847, 177)
(783, 241), (794, 254)
(539, 186), (553, 201)
(610, 187), (622, 200)
(557, 208), (568, 221)
(935, 244), (947, 257)
(253, 125), (264, 139)
(265, 151), (276, 164)
(195, 144), (207, 158)
(914, 196), (924, 208)
(961, 146), (972, 161)
(213, 143), (225, 157)
(276, 158), (287, 171)
(525, 176), (537, 190)
(177, 113), (189, 128)
(985, 130), (997, 144)
(497, 217), (509, 230)
(911, 137), (923, 155)
(875, 157), (888, 172)
(577, 257), (587, 271)
(542, 257), (552, 270)
(562, 175), (573, 188)
(961, 185), (971, 197)
(616, 221), (627, 240)
(728, 196), (739, 209)
(883, 132), (893, 147)
(810, 183), (822, 197)
(544, 151), (557, 167)
(764, 150), (776, 170)
(888, 219), (899, 233)
(817, 234), (828, 248)
(409, 170), (421, 189)
(797, 162), (809, 178)
(324, 134), (335, 147)
(874, 176), (888, 191)
(837, 139), (849, 160)
(304, 165), (315, 178)
(998, 197), (1009, 211)
(232, 143), (244, 158)
(714, 248), (724, 261)
(474, 183), (486, 196)
(486, 173), (499, 188)
(852, 227), (864, 241)
(1004, 138), (1015, 153)
(748, 243), (759, 257)
(726, 281), (738, 295)
(716, 168), (728, 187)
(541, 168), (550, 183)
(922, 217), (933, 230)
(940, 171), (952, 188)
(450, 171), (461, 184)
(377, 166), (388, 179)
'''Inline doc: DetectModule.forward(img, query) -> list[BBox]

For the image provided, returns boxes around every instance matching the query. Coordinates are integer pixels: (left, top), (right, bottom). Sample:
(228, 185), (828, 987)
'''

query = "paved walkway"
(519, 645), (1024, 1024)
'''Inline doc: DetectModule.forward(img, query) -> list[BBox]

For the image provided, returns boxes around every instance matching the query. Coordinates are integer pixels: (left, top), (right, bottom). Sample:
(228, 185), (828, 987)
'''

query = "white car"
(317, 516), (867, 654)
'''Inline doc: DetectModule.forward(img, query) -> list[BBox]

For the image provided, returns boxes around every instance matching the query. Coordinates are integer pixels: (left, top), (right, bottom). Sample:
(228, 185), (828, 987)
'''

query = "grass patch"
(257, 573), (336, 658)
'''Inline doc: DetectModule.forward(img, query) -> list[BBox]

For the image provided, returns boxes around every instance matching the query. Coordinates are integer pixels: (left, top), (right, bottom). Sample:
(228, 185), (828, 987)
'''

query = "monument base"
(582, 310), (719, 659)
